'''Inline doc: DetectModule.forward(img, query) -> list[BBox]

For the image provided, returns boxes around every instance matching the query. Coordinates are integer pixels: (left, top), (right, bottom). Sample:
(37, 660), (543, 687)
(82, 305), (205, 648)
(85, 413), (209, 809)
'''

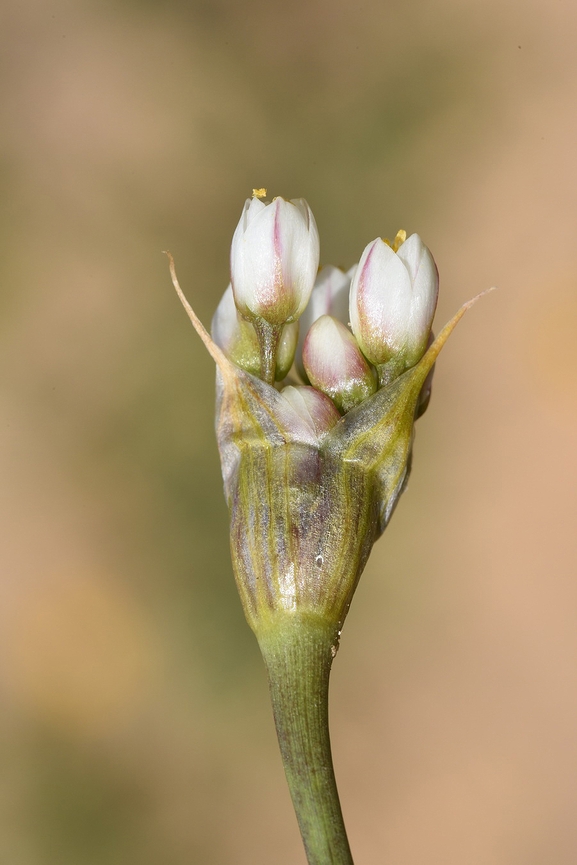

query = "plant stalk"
(257, 615), (354, 865)
(253, 318), (282, 385)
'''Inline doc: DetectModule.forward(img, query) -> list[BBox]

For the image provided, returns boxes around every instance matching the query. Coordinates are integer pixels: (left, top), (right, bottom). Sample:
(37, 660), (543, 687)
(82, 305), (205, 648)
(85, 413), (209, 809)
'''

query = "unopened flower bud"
(300, 265), (352, 331)
(230, 196), (320, 326)
(211, 285), (298, 380)
(296, 265), (354, 381)
(302, 315), (377, 413)
(349, 232), (438, 369)
(279, 385), (341, 438)
(276, 322), (300, 380)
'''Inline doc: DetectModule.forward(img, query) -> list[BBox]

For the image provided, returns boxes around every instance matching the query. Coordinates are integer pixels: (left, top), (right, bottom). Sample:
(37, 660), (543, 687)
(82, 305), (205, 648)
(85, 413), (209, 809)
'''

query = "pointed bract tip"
(420, 286), (497, 371)
(165, 251), (232, 374)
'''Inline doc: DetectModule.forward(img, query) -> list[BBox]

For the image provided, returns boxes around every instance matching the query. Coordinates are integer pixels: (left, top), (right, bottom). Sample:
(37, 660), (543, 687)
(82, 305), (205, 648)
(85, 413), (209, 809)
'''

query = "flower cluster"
(169, 189), (476, 633)
(169, 192), (485, 865)
(212, 191), (439, 419)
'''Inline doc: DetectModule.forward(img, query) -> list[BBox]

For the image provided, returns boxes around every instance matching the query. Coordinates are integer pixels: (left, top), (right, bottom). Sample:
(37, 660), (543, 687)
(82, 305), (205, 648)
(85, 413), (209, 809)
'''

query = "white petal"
(242, 196), (266, 230)
(233, 200), (282, 318)
(211, 284), (238, 351)
(280, 201), (320, 320)
(395, 232), (426, 285)
(300, 265), (351, 334)
(231, 196), (319, 325)
(398, 235), (439, 362)
(290, 197), (311, 229)
(350, 238), (412, 363)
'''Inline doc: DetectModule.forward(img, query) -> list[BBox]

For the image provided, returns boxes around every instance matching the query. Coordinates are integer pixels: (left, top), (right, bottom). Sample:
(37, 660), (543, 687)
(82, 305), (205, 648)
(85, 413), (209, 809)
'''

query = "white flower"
(230, 196), (320, 326)
(349, 233), (438, 367)
(299, 264), (352, 332)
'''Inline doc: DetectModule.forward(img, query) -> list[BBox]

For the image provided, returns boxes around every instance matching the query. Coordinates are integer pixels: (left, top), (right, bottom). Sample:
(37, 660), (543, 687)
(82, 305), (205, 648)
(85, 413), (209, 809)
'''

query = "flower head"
(168, 199), (480, 630)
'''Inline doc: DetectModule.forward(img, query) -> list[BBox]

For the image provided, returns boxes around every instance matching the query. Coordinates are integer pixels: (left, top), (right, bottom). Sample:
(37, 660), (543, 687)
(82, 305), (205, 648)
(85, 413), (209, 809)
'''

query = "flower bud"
(349, 233), (438, 369)
(276, 322), (300, 380)
(211, 285), (299, 380)
(302, 315), (377, 413)
(230, 196), (320, 326)
(300, 265), (352, 331)
(295, 264), (353, 381)
(279, 385), (341, 438)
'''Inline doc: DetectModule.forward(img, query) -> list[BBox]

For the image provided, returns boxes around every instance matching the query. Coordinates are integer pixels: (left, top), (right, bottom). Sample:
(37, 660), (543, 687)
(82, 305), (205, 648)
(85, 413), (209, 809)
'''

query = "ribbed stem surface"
(258, 616), (354, 865)
(253, 319), (282, 385)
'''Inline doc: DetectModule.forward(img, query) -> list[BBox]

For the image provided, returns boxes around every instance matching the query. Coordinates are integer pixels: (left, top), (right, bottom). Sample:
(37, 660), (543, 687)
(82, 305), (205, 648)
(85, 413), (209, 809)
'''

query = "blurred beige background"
(1, 0), (576, 862)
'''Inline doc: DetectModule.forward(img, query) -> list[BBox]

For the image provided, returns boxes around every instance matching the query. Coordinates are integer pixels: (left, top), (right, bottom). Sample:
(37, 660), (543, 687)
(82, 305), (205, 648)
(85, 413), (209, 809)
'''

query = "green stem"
(253, 318), (282, 385)
(376, 355), (405, 388)
(257, 615), (354, 865)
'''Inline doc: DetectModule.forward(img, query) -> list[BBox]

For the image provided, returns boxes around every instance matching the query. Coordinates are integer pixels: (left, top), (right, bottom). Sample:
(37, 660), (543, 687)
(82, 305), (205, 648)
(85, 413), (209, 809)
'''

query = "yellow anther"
(252, 188), (267, 199)
(382, 237), (391, 247)
(392, 229), (407, 252)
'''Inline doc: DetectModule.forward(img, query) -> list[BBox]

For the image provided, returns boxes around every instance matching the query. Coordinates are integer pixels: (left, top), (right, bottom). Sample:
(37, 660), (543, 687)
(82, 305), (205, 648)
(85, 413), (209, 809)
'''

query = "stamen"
(392, 229), (407, 252)
(252, 188), (267, 198)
